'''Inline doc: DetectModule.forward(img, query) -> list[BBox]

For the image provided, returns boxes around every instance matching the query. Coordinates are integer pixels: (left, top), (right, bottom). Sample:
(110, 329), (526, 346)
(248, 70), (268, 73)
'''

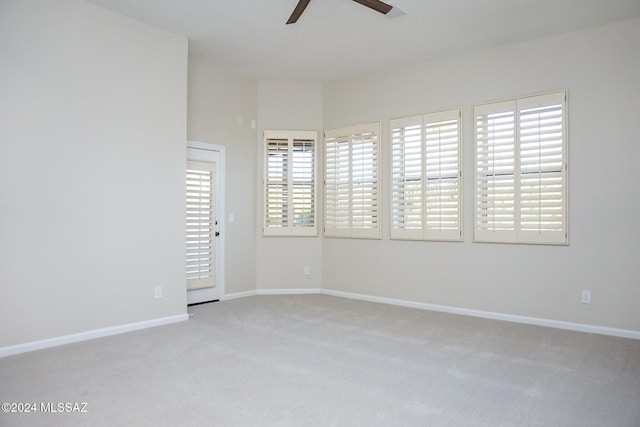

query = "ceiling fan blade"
(287, 0), (312, 24)
(352, 0), (393, 15)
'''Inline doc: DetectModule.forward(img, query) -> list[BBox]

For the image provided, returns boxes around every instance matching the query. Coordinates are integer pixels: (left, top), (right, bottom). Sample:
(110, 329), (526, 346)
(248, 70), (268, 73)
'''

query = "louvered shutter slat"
(186, 161), (216, 290)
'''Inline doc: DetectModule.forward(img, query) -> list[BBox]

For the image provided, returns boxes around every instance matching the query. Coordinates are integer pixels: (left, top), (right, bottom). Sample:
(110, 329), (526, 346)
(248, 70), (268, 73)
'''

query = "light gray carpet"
(1, 294), (639, 426)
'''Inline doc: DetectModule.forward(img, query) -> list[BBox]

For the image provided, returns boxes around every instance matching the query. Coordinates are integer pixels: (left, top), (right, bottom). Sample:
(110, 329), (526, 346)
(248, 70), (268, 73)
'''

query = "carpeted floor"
(1, 294), (639, 426)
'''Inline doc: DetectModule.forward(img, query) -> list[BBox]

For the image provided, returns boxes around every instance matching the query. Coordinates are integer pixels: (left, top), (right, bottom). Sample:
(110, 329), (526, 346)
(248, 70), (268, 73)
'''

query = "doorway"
(186, 142), (225, 305)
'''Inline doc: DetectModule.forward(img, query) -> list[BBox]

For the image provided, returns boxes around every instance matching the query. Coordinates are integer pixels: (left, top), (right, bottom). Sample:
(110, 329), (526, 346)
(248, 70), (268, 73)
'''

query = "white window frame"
(474, 91), (568, 245)
(391, 108), (463, 241)
(324, 122), (381, 239)
(263, 130), (318, 237)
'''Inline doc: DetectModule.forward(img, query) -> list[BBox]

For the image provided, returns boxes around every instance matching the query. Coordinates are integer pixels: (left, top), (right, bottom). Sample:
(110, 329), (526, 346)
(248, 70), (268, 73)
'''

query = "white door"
(186, 144), (224, 304)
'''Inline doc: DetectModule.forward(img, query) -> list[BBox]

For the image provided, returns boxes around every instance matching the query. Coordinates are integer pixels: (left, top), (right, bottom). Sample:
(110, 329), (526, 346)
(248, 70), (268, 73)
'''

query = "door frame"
(186, 141), (225, 304)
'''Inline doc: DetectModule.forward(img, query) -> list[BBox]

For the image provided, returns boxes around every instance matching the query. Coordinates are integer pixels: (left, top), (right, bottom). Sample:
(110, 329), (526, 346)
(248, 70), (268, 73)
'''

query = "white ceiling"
(84, 0), (640, 82)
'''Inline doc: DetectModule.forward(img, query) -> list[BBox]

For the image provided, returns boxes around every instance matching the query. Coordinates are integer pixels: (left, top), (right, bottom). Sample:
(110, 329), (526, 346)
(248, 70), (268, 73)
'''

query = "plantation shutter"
(263, 130), (317, 236)
(391, 109), (462, 241)
(518, 92), (567, 244)
(475, 91), (567, 244)
(265, 137), (289, 230)
(424, 109), (462, 240)
(186, 160), (216, 290)
(391, 115), (424, 239)
(475, 100), (517, 242)
(325, 122), (381, 239)
(324, 129), (350, 235)
(292, 137), (315, 229)
(351, 124), (380, 238)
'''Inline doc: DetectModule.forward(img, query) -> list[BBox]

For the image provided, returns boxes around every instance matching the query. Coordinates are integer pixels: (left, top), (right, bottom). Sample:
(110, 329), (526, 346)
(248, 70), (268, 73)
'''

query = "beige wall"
(322, 18), (640, 332)
(0, 0), (188, 347)
(187, 56), (258, 295)
(255, 81), (324, 291)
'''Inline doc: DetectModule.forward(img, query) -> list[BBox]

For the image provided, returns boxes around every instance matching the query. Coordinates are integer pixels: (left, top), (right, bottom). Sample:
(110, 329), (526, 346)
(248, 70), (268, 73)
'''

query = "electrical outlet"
(581, 290), (591, 304)
(303, 265), (311, 276)
(154, 286), (163, 299)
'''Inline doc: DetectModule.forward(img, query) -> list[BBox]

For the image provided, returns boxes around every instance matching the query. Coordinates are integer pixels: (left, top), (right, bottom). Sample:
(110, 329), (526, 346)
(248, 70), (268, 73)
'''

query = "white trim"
(187, 141), (226, 301)
(222, 289), (321, 299)
(0, 314), (189, 358)
(217, 288), (640, 340)
(6, 289), (636, 358)
(257, 288), (323, 296)
(321, 289), (640, 340)
(220, 290), (258, 301)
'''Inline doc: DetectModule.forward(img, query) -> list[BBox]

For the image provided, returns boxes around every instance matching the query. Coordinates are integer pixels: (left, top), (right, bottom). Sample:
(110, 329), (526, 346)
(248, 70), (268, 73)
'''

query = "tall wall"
(256, 81), (324, 291)
(187, 56), (258, 295)
(322, 18), (640, 332)
(0, 0), (188, 347)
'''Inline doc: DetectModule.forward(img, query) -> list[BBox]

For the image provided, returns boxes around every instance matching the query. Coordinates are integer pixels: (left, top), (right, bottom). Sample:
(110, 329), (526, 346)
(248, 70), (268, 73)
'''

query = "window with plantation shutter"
(474, 91), (568, 245)
(391, 109), (462, 241)
(325, 122), (381, 239)
(186, 161), (216, 290)
(263, 130), (317, 236)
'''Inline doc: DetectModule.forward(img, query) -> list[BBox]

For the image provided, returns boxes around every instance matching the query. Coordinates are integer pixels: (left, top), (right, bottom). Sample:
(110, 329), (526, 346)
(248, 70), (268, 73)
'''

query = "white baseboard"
(5, 288), (637, 359)
(0, 314), (189, 358)
(221, 290), (257, 301)
(321, 289), (640, 340)
(257, 288), (323, 296)
(222, 287), (640, 340)
(221, 289), (320, 300)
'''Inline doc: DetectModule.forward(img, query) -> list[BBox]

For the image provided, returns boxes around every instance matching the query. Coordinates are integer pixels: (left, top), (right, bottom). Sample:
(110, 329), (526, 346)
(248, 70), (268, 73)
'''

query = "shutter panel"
(424, 109), (462, 241)
(324, 123), (381, 239)
(186, 160), (215, 290)
(518, 92), (567, 243)
(475, 100), (517, 242)
(325, 129), (351, 236)
(292, 137), (315, 229)
(351, 123), (380, 238)
(391, 115), (424, 240)
(263, 130), (317, 236)
(264, 137), (289, 231)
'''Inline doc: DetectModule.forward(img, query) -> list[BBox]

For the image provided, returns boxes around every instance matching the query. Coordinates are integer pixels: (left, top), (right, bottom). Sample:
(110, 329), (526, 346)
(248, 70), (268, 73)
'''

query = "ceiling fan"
(287, 0), (393, 24)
